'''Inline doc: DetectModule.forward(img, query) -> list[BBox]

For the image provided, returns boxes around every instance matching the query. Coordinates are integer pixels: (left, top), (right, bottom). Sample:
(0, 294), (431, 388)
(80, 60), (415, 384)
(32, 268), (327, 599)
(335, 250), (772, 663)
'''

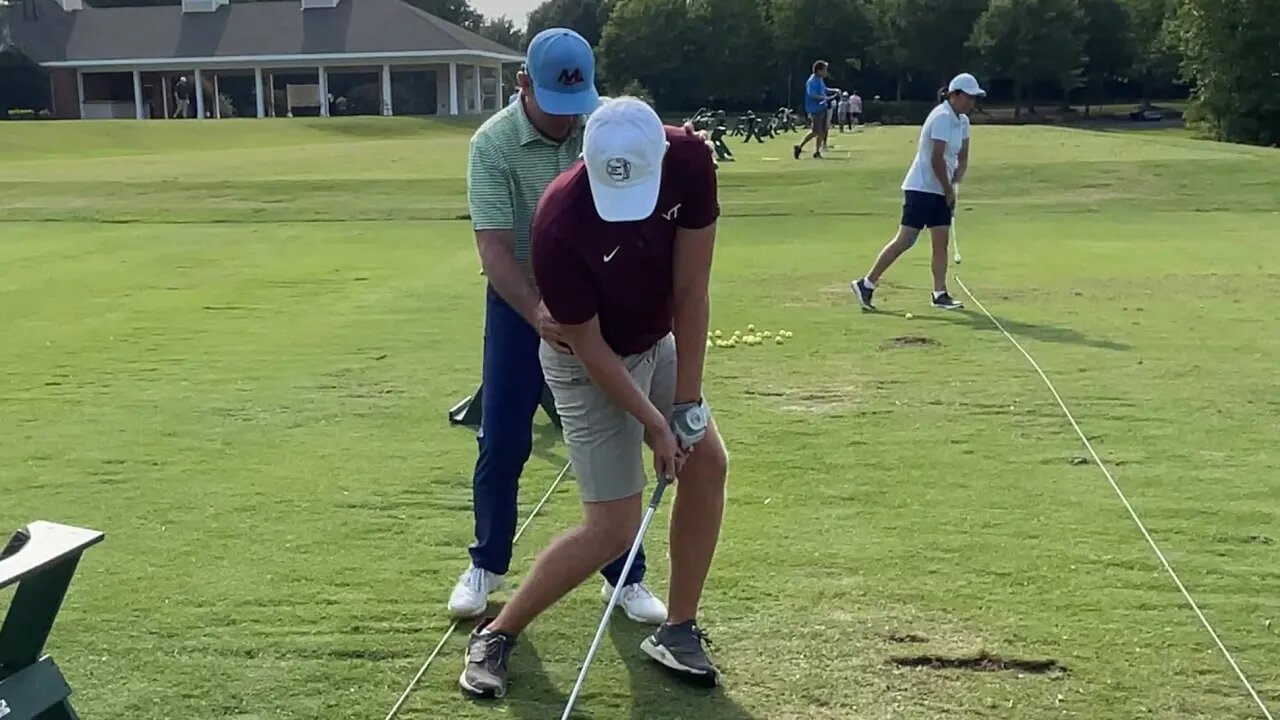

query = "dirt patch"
(779, 386), (859, 413)
(882, 336), (940, 349)
(889, 651), (1068, 676)
(886, 632), (929, 644)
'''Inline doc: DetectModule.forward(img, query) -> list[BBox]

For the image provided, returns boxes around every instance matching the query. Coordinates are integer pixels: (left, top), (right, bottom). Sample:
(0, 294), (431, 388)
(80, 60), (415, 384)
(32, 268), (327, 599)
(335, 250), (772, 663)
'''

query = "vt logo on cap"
(526, 28), (599, 115)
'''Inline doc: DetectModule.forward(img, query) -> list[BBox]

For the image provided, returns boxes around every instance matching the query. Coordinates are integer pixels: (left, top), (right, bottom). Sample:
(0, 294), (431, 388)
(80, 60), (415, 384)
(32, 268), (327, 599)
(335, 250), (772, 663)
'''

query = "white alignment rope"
(382, 460), (573, 720)
(954, 275), (1275, 720)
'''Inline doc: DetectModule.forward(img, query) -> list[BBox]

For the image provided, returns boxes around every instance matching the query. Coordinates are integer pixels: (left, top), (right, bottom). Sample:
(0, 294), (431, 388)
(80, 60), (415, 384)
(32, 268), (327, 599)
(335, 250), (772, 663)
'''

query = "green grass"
(2, 119), (1279, 720)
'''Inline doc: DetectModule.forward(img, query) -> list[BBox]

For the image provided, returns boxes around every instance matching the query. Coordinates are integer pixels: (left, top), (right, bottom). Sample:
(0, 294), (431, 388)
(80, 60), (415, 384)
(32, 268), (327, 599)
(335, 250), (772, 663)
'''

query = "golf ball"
(905, 312), (914, 320)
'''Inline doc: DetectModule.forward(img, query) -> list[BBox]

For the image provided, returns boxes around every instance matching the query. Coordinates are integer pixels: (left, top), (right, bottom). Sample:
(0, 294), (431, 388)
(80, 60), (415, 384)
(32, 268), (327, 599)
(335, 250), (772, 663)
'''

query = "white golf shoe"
(603, 581), (667, 624)
(448, 564), (504, 619)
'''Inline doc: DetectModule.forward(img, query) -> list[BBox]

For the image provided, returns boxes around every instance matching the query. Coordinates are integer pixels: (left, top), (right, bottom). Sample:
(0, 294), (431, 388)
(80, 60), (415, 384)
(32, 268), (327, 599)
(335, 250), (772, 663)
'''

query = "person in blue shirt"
(793, 60), (838, 160)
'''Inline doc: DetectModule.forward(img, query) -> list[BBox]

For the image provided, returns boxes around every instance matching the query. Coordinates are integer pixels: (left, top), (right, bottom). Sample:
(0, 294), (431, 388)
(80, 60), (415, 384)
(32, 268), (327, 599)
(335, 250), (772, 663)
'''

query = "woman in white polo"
(851, 72), (985, 311)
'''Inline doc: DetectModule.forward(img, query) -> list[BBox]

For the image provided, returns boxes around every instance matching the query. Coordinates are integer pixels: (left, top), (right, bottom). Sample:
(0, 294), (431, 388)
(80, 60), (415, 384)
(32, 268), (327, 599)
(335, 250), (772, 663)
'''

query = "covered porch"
(48, 54), (512, 120)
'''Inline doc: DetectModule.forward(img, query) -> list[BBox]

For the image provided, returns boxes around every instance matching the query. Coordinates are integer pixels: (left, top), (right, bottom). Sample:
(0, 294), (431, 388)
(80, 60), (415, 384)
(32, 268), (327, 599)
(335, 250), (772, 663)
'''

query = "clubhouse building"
(9, 0), (524, 119)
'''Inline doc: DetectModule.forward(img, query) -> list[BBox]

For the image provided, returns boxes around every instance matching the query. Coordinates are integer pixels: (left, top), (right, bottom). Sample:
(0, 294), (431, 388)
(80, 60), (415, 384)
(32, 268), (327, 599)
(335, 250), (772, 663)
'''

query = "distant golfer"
(459, 97), (730, 698)
(448, 28), (666, 628)
(848, 89), (863, 128)
(794, 60), (837, 159)
(851, 73), (985, 310)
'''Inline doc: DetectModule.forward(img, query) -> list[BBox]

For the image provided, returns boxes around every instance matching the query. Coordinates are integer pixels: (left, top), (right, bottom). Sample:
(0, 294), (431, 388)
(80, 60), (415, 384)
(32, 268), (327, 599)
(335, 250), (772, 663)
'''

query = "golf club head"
(953, 253), (962, 264)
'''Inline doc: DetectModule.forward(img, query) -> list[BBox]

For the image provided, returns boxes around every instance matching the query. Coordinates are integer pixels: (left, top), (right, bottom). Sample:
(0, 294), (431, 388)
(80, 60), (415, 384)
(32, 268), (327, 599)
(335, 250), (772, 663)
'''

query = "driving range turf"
(1, 118), (1278, 720)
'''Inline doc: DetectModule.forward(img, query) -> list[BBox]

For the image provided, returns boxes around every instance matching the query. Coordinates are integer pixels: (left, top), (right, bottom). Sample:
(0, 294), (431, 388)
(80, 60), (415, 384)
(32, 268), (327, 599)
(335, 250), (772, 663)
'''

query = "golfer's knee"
(684, 437), (729, 491)
(897, 228), (921, 249)
(582, 511), (640, 560)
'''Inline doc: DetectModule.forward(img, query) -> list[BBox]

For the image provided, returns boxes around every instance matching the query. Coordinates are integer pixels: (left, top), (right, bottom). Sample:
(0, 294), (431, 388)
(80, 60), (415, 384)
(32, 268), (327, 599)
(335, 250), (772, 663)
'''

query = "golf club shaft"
(560, 476), (671, 720)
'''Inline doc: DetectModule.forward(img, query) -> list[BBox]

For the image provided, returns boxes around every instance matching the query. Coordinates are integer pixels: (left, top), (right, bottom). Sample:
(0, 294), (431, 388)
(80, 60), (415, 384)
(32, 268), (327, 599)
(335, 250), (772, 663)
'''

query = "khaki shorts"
(540, 334), (677, 503)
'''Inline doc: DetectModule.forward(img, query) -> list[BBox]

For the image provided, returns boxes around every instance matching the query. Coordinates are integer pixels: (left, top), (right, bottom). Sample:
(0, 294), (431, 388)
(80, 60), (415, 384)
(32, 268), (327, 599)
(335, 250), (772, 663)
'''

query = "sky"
(470, 0), (540, 26)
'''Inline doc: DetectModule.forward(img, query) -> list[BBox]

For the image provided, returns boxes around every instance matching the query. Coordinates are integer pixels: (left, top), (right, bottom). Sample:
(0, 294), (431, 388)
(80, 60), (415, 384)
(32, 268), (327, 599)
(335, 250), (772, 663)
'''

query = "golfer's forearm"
(575, 344), (666, 429)
(672, 292), (709, 403)
(477, 238), (539, 324)
(954, 152), (969, 183)
(931, 156), (953, 193)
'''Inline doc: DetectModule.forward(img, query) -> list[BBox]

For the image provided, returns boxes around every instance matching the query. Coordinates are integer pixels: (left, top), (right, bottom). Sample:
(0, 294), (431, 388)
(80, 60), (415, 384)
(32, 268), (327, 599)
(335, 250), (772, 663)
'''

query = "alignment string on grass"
(382, 460), (573, 720)
(954, 275), (1275, 720)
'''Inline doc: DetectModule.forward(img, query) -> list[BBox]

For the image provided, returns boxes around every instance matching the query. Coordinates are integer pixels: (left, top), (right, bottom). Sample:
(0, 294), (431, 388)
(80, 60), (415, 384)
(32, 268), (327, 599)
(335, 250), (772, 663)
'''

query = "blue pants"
(469, 286), (646, 586)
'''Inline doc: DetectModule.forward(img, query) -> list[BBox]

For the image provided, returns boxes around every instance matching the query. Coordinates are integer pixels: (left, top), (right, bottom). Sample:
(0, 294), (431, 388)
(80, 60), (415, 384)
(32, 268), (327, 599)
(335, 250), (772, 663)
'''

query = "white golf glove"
(669, 399), (710, 449)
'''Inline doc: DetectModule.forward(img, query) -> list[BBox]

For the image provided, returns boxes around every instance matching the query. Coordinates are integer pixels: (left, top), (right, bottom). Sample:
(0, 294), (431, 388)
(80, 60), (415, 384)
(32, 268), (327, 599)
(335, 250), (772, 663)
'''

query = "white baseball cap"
(583, 97), (668, 223)
(948, 72), (986, 97)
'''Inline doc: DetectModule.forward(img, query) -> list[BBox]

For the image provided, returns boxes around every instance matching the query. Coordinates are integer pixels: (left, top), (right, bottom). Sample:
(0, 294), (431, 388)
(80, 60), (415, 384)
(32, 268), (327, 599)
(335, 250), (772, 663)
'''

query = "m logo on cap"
(605, 157), (632, 182)
(557, 68), (585, 86)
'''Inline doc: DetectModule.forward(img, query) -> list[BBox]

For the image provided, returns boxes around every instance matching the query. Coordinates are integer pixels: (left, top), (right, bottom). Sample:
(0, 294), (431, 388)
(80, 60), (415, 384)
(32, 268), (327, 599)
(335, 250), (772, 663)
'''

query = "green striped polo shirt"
(467, 100), (584, 275)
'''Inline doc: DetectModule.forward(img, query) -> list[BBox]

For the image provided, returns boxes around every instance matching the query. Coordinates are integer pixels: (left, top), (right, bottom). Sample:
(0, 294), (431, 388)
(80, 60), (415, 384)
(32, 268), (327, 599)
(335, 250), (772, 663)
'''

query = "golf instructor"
(459, 97), (730, 698)
(851, 72), (985, 311)
(448, 28), (666, 627)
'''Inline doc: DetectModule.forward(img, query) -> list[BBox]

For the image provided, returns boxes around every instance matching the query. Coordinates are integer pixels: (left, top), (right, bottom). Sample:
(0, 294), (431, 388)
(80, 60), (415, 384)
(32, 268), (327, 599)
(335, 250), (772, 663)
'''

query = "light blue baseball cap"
(525, 28), (599, 116)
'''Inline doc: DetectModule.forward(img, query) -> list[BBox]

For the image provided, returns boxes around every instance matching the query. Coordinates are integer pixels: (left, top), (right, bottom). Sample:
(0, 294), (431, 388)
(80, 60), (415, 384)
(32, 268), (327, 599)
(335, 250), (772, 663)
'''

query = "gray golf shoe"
(640, 620), (720, 686)
(459, 622), (516, 699)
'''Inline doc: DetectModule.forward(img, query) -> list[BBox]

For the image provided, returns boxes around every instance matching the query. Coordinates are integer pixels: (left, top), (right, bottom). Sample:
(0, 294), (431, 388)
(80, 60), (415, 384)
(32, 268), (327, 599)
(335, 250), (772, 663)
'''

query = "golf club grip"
(648, 473), (672, 509)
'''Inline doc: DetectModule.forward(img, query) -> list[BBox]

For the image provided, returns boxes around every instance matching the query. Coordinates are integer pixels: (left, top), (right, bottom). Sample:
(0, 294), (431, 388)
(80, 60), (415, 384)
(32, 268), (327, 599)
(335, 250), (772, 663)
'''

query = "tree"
(477, 15), (523, 50)
(685, 0), (772, 107)
(1078, 0), (1135, 112)
(969, 0), (1087, 115)
(869, 0), (987, 99)
(599, 0), (695, 107)
(526, 0), (612, 47)
(1127, 0), (1179, 99)
(1175, 0), (1280, 145)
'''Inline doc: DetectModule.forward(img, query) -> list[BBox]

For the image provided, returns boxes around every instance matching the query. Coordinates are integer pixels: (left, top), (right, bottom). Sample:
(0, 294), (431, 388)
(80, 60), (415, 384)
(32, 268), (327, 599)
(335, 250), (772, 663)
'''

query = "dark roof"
(12, 0), (523, 65)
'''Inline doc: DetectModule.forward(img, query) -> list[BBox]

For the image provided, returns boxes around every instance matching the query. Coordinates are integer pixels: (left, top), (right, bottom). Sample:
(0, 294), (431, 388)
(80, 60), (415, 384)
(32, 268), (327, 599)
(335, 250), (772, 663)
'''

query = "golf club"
(952, 185), (963, 264)
(559, 473), (672, 720)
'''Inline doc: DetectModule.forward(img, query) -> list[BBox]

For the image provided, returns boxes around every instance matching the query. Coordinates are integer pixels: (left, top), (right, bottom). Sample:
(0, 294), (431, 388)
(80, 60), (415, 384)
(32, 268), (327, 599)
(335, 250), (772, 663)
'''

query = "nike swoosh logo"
(603, 246), (620, 262)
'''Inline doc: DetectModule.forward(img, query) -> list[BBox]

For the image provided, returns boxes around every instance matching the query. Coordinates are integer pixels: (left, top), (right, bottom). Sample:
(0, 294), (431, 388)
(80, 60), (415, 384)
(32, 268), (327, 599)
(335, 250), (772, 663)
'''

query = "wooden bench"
(0, 521), (105, 720)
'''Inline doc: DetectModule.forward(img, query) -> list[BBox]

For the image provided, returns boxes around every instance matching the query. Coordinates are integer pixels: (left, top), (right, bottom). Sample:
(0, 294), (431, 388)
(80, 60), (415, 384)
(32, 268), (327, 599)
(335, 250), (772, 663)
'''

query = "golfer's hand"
(945, 186), (957, 208)
(536, 302), (572, 354)
(644, 420), (685, 480)
(670, 400), (710, 449)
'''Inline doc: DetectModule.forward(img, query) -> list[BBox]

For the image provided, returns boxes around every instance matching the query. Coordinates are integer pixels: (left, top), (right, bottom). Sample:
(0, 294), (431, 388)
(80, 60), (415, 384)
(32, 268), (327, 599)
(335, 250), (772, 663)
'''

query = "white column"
(75, 71), (85, 119)
(318, 66), (329, 117)
(269, 73), (276, 117)
(132, 70), (144, 119)
(448, 62), (458, 115)
(213, 74), (221, 118)
(472, 65), (482, 113)
(380, 64), (393, 116)
(194, 69), (206, 119)
(496, 66), (503, 111)
(161, 75), (170, 119)
(254, 68), (265, 118)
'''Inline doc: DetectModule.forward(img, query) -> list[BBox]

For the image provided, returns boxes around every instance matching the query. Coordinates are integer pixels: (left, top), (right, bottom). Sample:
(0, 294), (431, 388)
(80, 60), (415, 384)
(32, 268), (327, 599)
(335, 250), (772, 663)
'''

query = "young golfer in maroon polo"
(459, 96), (729, 699)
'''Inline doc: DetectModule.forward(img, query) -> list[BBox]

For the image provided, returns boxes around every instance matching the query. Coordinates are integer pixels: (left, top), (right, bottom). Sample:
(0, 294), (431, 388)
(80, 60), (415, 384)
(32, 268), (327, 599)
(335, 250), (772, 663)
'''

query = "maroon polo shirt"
(531, 127), (719, 356)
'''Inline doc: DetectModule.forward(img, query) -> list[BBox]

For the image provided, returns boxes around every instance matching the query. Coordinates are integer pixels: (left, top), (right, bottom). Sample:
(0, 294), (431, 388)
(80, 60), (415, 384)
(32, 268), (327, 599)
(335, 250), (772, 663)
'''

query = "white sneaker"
(603, 581), (667, 624)
(447, 564), (503, 619)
